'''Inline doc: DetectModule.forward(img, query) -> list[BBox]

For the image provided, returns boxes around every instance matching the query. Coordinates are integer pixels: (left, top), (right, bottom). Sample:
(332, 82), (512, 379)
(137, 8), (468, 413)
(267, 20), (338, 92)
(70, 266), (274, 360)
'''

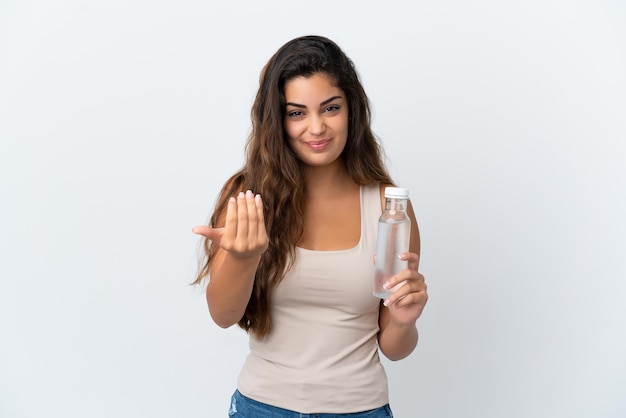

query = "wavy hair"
(194, 35), (393, 339)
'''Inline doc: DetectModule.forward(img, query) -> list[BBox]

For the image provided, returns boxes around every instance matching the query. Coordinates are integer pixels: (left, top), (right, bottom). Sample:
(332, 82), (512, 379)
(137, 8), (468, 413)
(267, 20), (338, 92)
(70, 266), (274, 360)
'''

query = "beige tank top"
(237, 183), (388, 413)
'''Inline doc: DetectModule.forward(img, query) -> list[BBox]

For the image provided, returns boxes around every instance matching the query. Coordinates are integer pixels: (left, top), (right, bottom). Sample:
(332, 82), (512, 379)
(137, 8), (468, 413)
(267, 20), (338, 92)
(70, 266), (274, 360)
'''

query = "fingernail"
(238, 192), (245, 199)
(246, 190), (253, 198)
(255, 194), (262, 202)
(383, 299), (390, 307)
(229, 197), (236, 203)
(383, 282), (390, 290)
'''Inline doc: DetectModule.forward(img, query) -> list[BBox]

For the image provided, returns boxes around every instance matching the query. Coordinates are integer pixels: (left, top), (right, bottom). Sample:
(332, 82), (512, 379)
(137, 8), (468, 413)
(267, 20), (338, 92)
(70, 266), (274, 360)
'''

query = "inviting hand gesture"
(193, 190), (268, 259)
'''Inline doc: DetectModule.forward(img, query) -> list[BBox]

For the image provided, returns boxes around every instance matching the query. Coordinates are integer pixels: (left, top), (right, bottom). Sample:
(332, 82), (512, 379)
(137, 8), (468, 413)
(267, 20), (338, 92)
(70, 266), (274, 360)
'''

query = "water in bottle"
(373, 187), (411, 299)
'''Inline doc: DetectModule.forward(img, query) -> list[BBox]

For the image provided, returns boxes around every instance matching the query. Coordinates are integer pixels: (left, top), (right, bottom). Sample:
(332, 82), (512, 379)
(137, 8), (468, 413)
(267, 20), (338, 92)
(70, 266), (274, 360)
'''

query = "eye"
(287, 110), (304, 119)
(323, 104), (340, 113)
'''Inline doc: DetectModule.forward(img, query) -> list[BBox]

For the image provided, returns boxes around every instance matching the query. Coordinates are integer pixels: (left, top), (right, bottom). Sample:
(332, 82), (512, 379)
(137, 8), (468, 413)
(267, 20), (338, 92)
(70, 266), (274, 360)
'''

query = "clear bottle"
(373, 187), (411, 299)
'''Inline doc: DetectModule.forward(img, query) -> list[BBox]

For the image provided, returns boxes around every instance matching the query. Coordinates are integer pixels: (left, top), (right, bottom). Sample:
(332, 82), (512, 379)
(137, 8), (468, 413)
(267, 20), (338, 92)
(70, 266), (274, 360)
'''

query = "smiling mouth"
(306, 139), (331, 150)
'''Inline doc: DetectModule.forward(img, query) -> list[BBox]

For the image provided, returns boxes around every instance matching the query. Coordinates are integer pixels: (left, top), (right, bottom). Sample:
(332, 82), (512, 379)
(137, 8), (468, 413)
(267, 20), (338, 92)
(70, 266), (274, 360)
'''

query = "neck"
(303, 161), (356, 196)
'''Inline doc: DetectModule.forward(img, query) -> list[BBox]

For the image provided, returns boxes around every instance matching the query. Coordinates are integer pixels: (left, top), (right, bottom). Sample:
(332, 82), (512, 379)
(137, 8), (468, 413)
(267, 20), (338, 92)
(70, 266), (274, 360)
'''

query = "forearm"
(206, 252), (260, 328)
(378, 321), (419, 361)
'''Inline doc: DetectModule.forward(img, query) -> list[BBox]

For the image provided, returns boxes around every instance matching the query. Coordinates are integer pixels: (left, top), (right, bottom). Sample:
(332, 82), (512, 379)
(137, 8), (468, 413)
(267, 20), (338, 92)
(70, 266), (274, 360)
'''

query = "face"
(283, 73), (349, 169)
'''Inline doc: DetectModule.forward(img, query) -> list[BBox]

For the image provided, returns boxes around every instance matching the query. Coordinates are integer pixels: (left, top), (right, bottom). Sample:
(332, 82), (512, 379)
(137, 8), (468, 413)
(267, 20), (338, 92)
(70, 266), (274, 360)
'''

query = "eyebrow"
(286, 95), (343, 109)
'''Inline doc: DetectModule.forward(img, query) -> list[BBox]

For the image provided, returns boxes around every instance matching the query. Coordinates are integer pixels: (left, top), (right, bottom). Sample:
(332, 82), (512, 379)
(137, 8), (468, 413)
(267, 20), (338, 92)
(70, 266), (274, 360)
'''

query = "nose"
(308, 115), (326, 136)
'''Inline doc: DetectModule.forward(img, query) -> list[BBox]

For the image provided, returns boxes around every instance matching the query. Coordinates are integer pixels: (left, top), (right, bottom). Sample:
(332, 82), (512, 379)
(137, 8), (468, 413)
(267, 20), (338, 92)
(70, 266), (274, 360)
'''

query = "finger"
(382, 253), (421, 290)
(235, 191), (249, 240)
(255, 194), (267, 241)
(382, 268), (414, 291)
(382, 279), (409, 304)
(384, 286), (415, 308)
(245, 190), (258, 238)
(384, 279), (427, 307)
(400, 252), (420, 271)
(191, 226), (225, 242)
(386, 293), (414, 309)
(392, 289), (428, 310)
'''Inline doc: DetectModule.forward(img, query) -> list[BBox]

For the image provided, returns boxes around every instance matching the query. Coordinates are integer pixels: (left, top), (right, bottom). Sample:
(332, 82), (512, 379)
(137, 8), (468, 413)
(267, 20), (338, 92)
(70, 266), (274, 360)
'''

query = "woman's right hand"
(193, 190), (268, 328)
(192, 190), (268, 259)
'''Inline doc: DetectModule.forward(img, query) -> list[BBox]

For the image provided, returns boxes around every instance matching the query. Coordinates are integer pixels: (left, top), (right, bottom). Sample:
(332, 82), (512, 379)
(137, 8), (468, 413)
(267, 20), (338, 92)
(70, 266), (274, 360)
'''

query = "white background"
(1, 1), (625, 417)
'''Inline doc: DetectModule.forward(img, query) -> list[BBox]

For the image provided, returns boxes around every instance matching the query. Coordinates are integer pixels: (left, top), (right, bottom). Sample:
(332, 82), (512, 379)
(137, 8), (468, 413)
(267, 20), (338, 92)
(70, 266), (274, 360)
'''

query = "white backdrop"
(1, 1), (625, 417)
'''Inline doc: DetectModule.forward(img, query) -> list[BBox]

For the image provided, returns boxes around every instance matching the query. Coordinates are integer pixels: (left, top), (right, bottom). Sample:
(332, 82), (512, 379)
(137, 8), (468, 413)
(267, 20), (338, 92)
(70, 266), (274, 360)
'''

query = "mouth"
(305, 139), (331, 150)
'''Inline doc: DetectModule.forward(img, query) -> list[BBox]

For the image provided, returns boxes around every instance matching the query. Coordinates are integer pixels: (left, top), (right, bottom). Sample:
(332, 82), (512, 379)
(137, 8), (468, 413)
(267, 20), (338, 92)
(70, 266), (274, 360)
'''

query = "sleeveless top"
(237, 183), (388, 414)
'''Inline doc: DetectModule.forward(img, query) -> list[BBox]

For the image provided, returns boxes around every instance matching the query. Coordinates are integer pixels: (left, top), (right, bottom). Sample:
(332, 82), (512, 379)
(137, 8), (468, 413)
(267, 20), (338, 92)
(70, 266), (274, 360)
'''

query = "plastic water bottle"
(373, 187), (411, 299)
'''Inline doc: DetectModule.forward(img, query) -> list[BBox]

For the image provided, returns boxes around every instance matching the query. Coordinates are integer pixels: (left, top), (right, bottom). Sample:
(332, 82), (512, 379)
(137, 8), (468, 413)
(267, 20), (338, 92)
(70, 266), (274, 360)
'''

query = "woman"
(192, 35), (428, 417)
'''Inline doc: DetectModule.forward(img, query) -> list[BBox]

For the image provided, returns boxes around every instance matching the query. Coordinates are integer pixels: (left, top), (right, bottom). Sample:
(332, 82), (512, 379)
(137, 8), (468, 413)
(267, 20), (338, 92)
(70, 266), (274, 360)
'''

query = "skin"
(192, 72), (428, 360)
(192, 190), (268, 328)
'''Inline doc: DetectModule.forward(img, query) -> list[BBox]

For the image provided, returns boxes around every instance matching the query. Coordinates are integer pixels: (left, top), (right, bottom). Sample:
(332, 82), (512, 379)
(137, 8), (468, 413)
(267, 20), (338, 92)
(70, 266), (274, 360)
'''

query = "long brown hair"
(194, 35), (393, 339)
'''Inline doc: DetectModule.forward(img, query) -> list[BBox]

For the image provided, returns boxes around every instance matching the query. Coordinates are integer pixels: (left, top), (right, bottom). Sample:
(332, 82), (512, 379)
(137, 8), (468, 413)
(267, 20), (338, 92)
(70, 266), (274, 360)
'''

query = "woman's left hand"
(382, 252), (428, 326)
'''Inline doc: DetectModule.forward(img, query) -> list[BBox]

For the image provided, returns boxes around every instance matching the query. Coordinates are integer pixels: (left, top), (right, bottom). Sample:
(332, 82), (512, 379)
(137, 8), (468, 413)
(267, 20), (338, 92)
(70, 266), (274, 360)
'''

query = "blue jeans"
(228, 390), (394, 417)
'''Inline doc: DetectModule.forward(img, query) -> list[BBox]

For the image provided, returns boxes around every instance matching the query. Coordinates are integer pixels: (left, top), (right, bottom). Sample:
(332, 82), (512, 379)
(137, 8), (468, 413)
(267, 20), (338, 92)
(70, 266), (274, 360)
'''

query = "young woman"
(192, 35), (428, 417)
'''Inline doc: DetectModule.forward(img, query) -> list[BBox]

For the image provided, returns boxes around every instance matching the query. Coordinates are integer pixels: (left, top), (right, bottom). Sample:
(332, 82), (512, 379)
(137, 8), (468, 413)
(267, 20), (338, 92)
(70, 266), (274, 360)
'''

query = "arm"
(193, 190), (268, 328)
(377, 198), (428, 361)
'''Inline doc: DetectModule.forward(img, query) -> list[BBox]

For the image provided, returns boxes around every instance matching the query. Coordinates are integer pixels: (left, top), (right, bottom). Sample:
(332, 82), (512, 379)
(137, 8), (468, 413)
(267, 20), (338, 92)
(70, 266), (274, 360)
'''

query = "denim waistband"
(228, 390), (394, 417)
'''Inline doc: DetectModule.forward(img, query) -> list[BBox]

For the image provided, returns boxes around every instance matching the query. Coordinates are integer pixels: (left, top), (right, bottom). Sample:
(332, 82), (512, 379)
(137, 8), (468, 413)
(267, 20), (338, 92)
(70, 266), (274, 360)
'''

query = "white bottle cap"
(384, 187), (409, 199)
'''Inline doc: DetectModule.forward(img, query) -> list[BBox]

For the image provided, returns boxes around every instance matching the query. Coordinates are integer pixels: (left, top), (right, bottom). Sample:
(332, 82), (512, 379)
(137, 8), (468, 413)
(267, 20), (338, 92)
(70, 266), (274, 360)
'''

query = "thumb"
(191, 226), (224, 242)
